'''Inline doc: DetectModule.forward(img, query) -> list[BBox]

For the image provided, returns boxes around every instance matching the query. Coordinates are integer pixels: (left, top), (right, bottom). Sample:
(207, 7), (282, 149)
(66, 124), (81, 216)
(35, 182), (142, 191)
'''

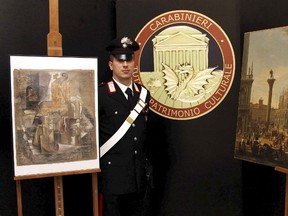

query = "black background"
(117, 1), (241, 216)
(0, 0), (288, 215)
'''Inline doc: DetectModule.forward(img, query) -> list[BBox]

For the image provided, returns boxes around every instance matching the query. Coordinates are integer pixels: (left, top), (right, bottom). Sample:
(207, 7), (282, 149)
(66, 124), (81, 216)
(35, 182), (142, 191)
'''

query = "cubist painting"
(10, 56), (99, 178)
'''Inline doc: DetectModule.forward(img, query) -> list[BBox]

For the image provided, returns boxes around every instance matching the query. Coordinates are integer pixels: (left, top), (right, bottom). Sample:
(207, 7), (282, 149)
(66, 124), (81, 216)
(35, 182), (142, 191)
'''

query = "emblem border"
(133, 10), (235, 120)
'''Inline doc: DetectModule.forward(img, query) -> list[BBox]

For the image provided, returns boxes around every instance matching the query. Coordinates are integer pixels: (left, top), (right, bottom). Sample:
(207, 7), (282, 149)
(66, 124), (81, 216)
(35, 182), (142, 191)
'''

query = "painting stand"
(15, 0), (100, 215)
(16, 180), (23, 216)
(48, 0), (64, 214)
(275, 166), (288, 216)
(15, 176), (66, 216)
(15, 170), (100, 216)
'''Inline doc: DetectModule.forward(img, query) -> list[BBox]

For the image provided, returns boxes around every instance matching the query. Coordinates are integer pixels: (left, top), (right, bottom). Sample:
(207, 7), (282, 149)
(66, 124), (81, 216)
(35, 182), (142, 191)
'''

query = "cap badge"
(121, 37), (133, 48)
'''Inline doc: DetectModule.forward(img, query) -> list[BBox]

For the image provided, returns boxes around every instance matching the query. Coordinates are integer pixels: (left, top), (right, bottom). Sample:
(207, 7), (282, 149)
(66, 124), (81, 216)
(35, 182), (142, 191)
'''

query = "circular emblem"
(133, 10), (235, 120)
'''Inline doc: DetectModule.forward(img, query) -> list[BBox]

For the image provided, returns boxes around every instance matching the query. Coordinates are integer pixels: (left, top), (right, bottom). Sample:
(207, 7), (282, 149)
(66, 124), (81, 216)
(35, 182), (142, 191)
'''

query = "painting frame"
(10, 56), (99, 179)
(234, 26), (288, 169)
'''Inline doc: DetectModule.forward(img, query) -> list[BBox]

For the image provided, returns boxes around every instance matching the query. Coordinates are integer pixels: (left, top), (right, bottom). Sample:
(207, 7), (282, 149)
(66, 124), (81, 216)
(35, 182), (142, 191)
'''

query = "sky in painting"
(245, 26), (288, 108)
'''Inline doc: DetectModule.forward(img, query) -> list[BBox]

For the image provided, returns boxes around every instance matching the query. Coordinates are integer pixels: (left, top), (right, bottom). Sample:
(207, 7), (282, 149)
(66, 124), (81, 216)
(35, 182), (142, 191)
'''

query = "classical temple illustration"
(152, 26), (209, 73)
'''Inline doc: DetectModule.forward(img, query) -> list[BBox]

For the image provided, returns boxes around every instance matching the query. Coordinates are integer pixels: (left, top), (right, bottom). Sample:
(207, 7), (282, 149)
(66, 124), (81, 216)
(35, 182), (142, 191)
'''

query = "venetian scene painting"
(235, 26), (288, 168)
(11, 56), (99, 177)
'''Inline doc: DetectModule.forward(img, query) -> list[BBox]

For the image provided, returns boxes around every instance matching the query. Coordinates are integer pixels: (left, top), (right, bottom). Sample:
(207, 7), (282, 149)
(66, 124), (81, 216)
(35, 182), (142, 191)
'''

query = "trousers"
(102, 192), (145, 216)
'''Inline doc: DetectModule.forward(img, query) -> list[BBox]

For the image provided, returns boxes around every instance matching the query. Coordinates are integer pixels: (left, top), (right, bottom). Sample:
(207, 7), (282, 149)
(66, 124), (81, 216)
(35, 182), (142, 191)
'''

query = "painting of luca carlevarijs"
(234, 26), (288, 169)
(10, 56), (99, 178)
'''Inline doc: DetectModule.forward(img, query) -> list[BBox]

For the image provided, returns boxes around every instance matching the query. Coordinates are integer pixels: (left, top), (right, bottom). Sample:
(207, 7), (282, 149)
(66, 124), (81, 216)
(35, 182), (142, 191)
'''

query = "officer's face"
(109, 56), (135, 85)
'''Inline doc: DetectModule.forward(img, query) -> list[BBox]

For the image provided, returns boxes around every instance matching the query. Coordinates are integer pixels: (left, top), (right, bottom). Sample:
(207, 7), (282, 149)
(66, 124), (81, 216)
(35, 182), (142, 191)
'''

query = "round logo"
(133, 10), (235, 120)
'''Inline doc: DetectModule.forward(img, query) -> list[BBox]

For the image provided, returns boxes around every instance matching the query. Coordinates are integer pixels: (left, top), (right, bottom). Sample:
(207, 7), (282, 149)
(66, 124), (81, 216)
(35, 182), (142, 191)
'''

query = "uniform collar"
(112, 77), (133, 96)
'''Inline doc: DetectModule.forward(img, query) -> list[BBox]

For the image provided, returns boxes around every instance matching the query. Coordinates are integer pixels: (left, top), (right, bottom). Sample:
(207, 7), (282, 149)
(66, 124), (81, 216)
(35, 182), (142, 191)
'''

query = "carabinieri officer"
(98, 36), (150, 216)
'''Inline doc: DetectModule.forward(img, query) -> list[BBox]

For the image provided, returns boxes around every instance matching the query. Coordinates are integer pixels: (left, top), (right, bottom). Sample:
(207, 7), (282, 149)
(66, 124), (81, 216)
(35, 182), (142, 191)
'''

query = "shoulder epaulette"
(107, 81), (116, 93)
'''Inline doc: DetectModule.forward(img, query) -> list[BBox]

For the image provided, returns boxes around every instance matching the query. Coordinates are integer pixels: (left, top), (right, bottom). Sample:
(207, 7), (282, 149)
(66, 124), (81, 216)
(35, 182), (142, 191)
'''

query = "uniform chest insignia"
(107, 81), (116, 94)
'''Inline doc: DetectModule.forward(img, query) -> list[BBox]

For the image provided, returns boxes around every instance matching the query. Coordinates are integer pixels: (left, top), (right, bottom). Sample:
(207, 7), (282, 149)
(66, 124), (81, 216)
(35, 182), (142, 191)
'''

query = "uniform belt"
(100, 87), (148, 158)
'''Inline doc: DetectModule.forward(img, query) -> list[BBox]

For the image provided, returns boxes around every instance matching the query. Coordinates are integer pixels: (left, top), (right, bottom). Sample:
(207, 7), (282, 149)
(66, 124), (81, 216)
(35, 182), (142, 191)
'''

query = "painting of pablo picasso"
(10, 56), (99, 178)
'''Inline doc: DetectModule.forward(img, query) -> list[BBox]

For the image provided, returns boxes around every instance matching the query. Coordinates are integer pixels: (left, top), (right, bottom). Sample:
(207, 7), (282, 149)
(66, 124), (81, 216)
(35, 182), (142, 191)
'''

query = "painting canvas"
(10, 56), (99, 178)
(234, 26), (288, 168)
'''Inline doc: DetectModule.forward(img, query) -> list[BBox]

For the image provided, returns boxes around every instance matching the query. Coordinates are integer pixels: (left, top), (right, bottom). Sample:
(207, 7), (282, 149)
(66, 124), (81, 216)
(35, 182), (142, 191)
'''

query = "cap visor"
(113, 54), (133, 61)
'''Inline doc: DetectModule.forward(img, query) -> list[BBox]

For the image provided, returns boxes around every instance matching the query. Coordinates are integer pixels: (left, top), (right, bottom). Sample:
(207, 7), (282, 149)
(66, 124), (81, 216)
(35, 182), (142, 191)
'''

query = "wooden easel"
(16, 170), (100, 216)
(15, 0), (100, 215)
(275, 166), (288, 216)
(47, 0), (64, 214)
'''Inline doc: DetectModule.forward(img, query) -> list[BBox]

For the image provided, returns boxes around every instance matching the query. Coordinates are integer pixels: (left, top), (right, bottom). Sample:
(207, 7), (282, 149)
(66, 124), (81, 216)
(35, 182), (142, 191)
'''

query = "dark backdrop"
(116, 1), (242, 215)
(0, 0), (287, 215)
(0, 1), (114, 215)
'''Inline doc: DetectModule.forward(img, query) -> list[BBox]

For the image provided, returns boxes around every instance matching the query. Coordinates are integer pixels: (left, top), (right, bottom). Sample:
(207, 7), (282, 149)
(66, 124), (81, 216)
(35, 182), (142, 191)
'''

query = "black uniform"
(98, 79), (150, 215)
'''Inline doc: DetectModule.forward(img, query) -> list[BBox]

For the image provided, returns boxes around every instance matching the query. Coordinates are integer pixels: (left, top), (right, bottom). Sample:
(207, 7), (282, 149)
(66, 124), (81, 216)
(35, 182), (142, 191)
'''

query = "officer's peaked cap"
(106, 36), (139, 61)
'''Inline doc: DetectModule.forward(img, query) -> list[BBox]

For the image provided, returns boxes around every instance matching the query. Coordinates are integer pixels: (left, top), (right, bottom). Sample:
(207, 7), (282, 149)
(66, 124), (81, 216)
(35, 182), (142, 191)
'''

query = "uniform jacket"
(98, 80), (150, 195)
